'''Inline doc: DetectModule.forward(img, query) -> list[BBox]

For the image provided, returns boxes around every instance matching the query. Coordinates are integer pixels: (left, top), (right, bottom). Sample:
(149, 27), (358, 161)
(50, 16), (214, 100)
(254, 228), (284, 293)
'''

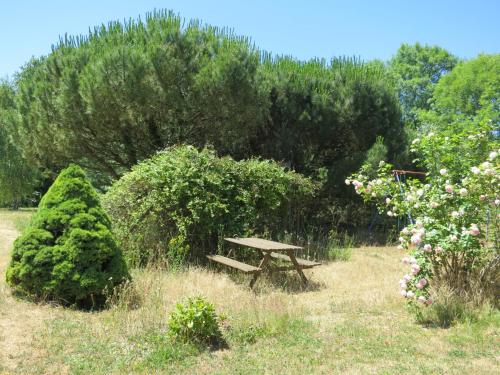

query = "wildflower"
(401, 227), (410, 235)
(426, 298), (433, 306)
(450, 234), (458, 242)
(469, 224), (480, 236)
(471, 166), (480, 174)
(418, 278), (427, 287)
(435, 246), (444, 254)
(445, 185), (453, 193)
(480, 195), (486, 201)
(459, 188), (468, 196)
(430, 201), (439, 208)
(411, 234), (422, 245)
(403, 274), (412, 281)
(345, 179), (351, 185)
(490, 151), (498, 160)
(387, 211), (394, 217)
(423, 244), (432, 252)
(412, 138), (420, 145)
(439, 169), (447, 176)
(386, 197), (391, 204)
(411, 264), (420, 275)
(481, 161), (492, 169)
(418, 296), (427, 303)
(495, 199), (500, 206)
(451, 211), (460, 218)
(406, 291), (415, 298)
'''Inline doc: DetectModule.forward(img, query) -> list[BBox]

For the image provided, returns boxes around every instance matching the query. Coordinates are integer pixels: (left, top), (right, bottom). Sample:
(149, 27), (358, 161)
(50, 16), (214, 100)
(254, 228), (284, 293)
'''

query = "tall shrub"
(102, 146), (315, 266)
(6, 165), (129, 307)
(347, 124), (499, 310)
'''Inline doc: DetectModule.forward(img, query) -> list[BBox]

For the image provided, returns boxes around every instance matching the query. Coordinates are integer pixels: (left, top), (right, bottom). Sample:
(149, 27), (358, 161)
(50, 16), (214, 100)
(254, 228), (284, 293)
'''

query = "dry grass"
(0, 209), (498, 374)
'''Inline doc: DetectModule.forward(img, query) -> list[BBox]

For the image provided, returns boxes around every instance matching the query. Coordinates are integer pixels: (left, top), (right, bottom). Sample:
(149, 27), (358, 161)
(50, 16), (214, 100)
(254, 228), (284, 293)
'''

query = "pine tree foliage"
(6, 165), (129, 307)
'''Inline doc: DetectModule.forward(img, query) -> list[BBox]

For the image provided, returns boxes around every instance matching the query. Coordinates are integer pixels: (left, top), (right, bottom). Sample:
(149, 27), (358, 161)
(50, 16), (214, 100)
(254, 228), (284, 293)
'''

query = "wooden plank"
(286, 249), (308, 284)
(207, 255), (261, 274)
(224, 237), (303, 251)
(270, 252), (321, 268)
(250, 252), (271, 288)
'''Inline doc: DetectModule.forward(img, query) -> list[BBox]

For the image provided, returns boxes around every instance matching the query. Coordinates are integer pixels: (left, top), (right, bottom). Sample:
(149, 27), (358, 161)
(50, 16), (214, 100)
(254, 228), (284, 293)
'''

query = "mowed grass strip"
(0, 210), (498, 374)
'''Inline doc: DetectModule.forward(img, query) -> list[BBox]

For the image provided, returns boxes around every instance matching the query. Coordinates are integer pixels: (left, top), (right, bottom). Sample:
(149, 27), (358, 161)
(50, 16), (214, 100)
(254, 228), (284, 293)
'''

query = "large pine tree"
(6, 164), (129, 308)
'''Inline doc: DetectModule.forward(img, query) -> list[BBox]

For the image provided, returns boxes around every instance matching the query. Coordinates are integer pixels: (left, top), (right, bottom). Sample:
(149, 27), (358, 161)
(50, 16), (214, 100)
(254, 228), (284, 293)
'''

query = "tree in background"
(8, 12), (265, 179)
(417, 54), (499, 178)
(1, 11), (406, 232)
(390, 43), (458, 128)
(421, 54), (499, 125)
(0, 81), (38, 208)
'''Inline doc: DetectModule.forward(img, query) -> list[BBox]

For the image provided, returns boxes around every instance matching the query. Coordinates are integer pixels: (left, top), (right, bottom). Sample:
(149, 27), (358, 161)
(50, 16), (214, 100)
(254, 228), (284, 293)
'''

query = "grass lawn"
(0, 209), (498, 374)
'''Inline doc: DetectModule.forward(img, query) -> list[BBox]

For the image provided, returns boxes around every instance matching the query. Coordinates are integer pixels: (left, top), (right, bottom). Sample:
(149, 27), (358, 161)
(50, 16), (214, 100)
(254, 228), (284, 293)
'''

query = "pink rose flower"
(423, 244), (432, 252)
(445, 185), (453, 193)
(411, 234), (422, 245)
(469, 224), (480, 236)
(411, 264), (421, 275)
(435, 246), (444, 254)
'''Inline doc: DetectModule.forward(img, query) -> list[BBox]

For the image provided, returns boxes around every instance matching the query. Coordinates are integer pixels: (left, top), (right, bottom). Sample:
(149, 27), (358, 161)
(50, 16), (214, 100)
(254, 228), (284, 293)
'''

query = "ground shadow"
(217, 267), (325, 294)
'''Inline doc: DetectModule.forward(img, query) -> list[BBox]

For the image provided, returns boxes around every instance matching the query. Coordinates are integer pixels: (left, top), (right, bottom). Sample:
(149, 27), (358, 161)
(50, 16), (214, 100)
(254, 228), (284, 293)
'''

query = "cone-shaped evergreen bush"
(6, 164), (129, 308)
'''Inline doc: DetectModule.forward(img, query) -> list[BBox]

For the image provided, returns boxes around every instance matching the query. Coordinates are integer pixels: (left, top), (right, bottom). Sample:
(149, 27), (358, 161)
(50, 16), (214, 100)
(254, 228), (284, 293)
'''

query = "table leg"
(249, 252), (271, 288)
(286, 249), (308, 285)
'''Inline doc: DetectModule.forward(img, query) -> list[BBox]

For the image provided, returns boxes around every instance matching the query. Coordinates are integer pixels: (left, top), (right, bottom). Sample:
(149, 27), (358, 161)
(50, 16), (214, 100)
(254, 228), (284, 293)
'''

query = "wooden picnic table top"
(224, 237), (303, 251)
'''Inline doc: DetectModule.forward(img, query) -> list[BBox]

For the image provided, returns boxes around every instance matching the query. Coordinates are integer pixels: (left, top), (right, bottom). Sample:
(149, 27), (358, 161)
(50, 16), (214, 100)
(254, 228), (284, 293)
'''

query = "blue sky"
(1, 0), (499, 78)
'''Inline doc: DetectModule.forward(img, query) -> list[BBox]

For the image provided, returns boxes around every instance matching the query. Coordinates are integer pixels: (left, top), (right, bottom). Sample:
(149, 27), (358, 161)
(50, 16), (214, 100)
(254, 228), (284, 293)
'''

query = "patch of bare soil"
(0, 213), (62, 374)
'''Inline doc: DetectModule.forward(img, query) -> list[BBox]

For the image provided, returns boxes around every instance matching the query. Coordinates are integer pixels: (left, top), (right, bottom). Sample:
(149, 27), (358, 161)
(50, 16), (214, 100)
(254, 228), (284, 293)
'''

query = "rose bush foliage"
(347, 124), (499, 308)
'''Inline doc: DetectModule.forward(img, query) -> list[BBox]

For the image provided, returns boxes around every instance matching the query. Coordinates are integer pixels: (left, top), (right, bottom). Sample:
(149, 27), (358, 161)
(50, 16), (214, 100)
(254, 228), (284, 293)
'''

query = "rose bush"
(347, 124), (499, 309)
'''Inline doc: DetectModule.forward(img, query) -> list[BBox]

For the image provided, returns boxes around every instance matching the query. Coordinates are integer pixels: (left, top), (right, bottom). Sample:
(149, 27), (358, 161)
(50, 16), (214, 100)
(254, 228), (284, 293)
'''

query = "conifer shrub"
(102, 145), (315, 266)
(6, 165), (129, 308)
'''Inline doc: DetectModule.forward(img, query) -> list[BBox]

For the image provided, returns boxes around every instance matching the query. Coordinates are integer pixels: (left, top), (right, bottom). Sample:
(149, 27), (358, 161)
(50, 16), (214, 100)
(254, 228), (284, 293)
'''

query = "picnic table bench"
(207, 237), (321, 288)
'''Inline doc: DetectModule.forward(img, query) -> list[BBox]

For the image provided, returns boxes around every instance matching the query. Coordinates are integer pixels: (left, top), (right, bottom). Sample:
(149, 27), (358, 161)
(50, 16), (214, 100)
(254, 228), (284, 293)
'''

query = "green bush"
(6, 165), (129, 308)
(167, 296), (223, 346)
(102, 145), (315, 266)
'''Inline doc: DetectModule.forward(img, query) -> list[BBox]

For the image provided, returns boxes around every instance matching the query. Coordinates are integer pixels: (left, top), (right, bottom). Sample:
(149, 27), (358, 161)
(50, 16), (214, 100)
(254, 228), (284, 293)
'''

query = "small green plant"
(167, 296), (223, 346)
(327, 231), (354, 261)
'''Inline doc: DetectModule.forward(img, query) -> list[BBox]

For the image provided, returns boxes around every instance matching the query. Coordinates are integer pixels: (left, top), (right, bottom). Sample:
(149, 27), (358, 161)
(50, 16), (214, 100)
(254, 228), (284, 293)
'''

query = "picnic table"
(207, 237), (321, 288)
